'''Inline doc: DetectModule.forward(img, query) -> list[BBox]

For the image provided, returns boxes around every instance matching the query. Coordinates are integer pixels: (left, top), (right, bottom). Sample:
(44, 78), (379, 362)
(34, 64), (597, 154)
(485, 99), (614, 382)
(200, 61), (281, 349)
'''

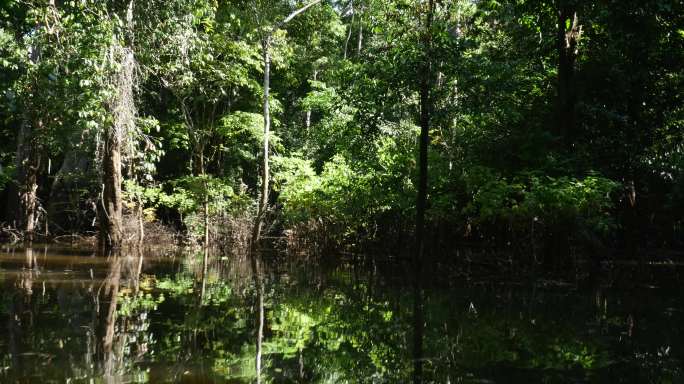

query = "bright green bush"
(274, 154), (376, 240)
(273, 143), (414, 244)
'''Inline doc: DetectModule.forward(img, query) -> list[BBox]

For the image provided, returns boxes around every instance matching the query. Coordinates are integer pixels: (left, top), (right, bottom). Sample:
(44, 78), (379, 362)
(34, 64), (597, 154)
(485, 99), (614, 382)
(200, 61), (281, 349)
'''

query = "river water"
(0, 245), (682, 383)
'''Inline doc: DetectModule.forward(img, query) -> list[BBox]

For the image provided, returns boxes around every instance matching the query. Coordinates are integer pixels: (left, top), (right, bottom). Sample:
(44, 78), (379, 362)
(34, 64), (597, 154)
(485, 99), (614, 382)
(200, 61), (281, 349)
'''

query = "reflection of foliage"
(202, 281), (233, 306)
(117, 290), (164, 317)
(0, 253), (683, 383)
(448, 315), (610, 371)
(137, 260), (684, 383)
(268, 305), (316, 357)
(157, 275), (195, 297)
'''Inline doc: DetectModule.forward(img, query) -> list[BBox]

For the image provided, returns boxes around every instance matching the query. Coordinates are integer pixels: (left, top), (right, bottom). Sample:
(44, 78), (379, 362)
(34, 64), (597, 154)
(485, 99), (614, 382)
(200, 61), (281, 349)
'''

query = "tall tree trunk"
(253, 37), (271, 244)
(415, 72), (430, 266)
(22, 122), (42, 243)
(11, 119), (42, 242)
(414, 1), (433, 382)
(556, 2), (581, 142)
(13, 123), (31, 229)
(100, 1), (135, 252)
(415, 0), (433, 273)
(23, 154), (39, 242)
(100, 131), (123, 252)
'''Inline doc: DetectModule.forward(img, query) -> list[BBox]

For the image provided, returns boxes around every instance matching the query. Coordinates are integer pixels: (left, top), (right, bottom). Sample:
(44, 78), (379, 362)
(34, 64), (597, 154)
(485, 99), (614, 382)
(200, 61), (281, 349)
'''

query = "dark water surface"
(1, 245), (683, 383)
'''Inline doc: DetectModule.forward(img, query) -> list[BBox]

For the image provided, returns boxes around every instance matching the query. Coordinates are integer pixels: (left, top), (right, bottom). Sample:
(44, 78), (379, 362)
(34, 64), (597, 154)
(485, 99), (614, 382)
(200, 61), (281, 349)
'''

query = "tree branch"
(273, 0), (323, 32)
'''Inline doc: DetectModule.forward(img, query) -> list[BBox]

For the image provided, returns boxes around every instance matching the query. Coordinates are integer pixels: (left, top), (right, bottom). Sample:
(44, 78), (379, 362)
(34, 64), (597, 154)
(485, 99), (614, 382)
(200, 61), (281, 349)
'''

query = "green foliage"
(463, 169), (619, 234)
(154, 176), (251, 239)
(118, 291), (165, 317)
(162, 176), (239, 215)
(0, 165), (13, 190)
(274, 153), (387, 243)
(157, 275), (195, 297)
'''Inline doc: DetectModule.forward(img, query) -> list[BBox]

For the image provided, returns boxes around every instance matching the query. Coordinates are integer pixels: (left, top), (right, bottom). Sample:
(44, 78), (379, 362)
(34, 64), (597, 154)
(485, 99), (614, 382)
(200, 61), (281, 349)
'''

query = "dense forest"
(1, 1), (684, 383)
(1, 0), (683, 265)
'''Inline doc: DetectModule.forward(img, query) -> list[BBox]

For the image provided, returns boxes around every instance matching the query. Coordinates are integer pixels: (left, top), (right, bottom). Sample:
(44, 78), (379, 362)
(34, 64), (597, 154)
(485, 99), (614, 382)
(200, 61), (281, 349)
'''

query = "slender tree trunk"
(414, 1), (433, 382)
(415, 0), (433, 270)
(305, 69), (318, 130)
(201, 190), (210, 300)
(253, 37), (271, 244)
(198, 148), (210, 298)
(201, 244), (209, 302)
(357, 17), (363, 55)
(201, 151), (209, 249)
(556, 2), (580, 142)
(415, 78), (430, 265)
(344, 1), (354, 59)
(136, 173), (144, 247)
(204, 196), (209, 249)
(137, 198), (144, 247)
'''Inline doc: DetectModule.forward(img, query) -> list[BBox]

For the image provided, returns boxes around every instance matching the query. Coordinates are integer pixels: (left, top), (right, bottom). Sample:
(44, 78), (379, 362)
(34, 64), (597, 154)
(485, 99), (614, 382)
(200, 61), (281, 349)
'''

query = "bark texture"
(99, 1), (136, 252)
(100, 131), (123, 252)
(12, 120), (42, 242)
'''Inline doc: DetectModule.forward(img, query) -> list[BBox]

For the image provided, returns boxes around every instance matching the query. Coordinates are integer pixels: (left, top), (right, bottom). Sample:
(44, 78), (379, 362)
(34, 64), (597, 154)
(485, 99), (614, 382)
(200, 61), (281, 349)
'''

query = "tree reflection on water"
(0, 246), (682, 383)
